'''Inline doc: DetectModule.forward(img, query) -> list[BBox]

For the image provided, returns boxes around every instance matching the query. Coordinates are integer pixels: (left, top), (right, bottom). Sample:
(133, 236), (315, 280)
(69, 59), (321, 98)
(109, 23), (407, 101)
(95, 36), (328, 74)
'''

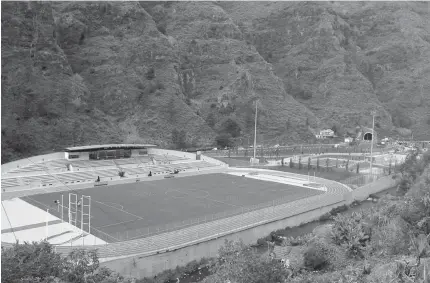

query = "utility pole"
(369, 112), (375, 175)
(253, 100), (258, 159)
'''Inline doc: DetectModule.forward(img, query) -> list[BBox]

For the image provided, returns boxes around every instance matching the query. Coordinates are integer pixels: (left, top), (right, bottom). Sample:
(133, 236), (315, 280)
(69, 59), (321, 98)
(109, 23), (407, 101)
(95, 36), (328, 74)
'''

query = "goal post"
(68, 193), (78, 226)
(80, 195), (91, 246)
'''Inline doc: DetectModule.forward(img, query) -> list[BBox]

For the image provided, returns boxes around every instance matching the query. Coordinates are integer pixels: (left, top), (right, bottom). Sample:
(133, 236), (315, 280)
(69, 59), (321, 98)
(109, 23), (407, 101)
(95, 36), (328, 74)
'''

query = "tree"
(356, 162), (360, 174)
(346, 159), (349, 171)
(146, 67), (155, 80)
(308, 157), (311, 170)
(1, 241), (131, 283)
(325, 158), (330, 171)
(316, 157), (320, 171)
(298, 156), (302, 169)
(209, 239), (290, 283)
(172, 129), (186, 149)
(216, 133), (233, 148)
(168, 98), (176, 121)
(72, 121), (83, 147)
(1, 241), (64, 282)
(206, 113), (216, 128)
(289, 158), (294, 168)
(285, 118), (290, 132)
(222, 119), (242, 138)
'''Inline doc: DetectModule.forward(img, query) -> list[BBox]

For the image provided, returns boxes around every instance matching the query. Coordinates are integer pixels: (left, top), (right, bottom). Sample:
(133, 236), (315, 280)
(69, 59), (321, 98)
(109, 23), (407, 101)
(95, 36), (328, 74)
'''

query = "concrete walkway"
(1, 198), (106, 246)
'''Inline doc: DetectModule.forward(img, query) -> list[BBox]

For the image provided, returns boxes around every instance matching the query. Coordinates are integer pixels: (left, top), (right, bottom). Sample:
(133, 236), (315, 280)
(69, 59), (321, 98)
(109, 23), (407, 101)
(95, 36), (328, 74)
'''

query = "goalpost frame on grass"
(68, 193), (78, 226)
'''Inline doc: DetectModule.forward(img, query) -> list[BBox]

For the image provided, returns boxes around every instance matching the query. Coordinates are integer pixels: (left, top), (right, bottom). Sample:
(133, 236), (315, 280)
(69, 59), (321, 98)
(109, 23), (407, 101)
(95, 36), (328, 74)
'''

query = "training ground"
(22, 172), (324, 243)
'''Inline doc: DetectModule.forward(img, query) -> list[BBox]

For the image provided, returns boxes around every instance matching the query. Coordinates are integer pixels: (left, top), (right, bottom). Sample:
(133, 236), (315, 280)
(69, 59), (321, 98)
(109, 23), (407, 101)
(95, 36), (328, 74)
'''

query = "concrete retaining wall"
(345, 175), (397, 202)
(101, 174), (398, 279)
(101, 198), (346, 278)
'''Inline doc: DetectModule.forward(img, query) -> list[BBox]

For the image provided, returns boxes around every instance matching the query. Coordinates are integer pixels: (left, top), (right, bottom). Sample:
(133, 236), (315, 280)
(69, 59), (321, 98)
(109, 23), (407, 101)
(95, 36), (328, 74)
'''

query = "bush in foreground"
(1, 241), (132, 283)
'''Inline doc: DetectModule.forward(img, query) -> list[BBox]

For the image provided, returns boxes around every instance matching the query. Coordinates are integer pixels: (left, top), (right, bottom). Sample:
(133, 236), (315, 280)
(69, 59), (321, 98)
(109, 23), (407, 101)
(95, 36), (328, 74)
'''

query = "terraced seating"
(21, 174), (58, 184)
(8, 164), (49, 174)
(164, 155), (189, 162)
(92, 169), (119, 178)
(113, 158), (140, 166)
(136, 156), (152, 164)
(71, 160), (115, 169)
(44, 160), (70, 169)
(150, 154), (190, 163)
(124, 167), (148, 175)
(1, 178), (20, 188)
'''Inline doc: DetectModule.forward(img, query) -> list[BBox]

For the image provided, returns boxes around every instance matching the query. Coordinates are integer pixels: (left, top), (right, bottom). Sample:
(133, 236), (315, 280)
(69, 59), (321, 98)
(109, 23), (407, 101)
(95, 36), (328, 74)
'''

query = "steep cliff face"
(2, 1), (429, 162)
(157, 1), (320, 143)
(1, 2), (123, 162)
(220, 1), (430, 138)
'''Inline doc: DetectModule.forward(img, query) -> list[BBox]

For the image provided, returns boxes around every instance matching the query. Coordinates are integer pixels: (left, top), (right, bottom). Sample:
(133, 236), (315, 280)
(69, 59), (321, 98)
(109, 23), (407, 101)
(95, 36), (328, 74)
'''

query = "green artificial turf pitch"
(22, 173), (323, 242)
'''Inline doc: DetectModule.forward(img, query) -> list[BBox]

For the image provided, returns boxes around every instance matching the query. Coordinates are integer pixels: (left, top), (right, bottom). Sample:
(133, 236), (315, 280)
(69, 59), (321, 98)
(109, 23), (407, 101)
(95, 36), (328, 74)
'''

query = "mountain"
(2, 1), (429, 163)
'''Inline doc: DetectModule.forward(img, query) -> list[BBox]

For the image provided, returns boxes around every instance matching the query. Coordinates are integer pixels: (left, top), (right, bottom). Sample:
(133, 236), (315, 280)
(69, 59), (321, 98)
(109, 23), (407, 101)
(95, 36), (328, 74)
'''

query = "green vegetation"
(201, 151), (430, 283)
(2, 152), (429, 283)
(171, 129), (187, 149)
(1, 242), (134, 283)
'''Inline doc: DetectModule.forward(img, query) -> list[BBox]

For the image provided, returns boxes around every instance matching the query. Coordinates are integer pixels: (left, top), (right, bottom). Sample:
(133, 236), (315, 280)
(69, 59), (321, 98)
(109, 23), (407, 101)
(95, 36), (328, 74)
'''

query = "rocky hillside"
(2, 1), (430, 162)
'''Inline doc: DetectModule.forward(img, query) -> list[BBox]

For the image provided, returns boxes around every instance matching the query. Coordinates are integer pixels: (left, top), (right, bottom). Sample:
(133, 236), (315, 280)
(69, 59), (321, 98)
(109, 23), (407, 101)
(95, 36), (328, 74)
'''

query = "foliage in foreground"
(1, 242), (132, 283)
(202, 157), (430, 283)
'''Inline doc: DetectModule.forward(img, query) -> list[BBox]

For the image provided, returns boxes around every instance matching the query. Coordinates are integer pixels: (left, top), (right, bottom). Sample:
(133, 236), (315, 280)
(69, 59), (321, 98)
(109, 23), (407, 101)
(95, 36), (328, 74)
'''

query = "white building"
(316, 129), (335, 139)
(345, 137), (353, 143)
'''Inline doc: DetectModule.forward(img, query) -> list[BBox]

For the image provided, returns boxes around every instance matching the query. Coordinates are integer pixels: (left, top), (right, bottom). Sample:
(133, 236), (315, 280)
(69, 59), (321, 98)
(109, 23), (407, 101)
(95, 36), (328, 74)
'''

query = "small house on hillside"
(316, 129), (335, 139)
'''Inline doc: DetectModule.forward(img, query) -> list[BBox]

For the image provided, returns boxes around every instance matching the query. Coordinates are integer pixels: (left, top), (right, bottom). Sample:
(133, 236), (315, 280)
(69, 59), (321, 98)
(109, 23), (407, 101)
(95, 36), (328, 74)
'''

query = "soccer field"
(22, 173), (323, 242)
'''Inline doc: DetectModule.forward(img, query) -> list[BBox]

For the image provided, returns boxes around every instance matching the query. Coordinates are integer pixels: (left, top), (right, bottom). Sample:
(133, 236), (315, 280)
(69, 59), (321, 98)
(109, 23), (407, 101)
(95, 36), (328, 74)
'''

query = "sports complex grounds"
(23, 172), (323, 243)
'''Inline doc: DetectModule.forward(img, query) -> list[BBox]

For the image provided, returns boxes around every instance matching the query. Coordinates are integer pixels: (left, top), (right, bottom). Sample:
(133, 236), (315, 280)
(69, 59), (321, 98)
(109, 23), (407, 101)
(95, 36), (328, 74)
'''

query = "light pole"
(253, 100), (258, 159)
(369, 111), (375, 174)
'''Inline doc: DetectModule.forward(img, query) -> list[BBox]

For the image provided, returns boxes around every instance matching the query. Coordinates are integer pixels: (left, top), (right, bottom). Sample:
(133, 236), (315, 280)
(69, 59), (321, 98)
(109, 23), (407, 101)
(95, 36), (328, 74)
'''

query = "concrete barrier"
(100, 173), (397, 279)
(346, 175), (397, 202)
(101, 197), (345, 278)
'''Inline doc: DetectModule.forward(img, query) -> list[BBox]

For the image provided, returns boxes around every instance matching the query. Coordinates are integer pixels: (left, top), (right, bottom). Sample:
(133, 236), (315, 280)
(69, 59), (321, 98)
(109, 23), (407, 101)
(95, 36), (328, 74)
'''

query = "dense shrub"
(206, 113), (216, 128)
(172, 129), (187, 149)
(331, 211), (371, 259)
(215, 133), (233, 148)
(146, 68), (155, 80)
(370, 216), (411, 256)
(221, 118), (241, 138)
(304, 244), (329, 270)
(391, 108), (413, 128)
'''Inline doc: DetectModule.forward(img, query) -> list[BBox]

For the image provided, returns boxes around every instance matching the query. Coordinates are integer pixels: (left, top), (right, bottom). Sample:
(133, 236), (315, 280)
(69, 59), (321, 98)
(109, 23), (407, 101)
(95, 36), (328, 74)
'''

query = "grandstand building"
(64, 144), (157, 160)
(1, 144), (225, 192)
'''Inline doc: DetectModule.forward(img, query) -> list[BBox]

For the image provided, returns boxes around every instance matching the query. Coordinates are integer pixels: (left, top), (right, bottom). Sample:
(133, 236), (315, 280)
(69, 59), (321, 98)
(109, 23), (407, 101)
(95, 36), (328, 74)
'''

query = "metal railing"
(90, 189), (324, 243)
(204, 146), (388, 159)
(341, 173), (387, 188)
(51, 191), (347, 258)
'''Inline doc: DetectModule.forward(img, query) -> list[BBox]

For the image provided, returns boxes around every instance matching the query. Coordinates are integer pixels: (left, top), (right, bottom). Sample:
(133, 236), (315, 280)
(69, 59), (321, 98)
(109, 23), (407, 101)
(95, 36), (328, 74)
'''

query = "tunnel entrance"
(363, 132), (373, 141)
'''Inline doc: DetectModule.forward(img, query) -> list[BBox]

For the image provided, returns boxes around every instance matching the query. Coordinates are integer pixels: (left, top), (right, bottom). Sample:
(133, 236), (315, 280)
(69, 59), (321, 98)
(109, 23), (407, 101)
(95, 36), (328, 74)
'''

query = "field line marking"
(96, 202), (124, 210)
(92, 200), (144, 220)
(94, 219), (139, 229)
(23, 195), (52, 209)
(169, 188), (241, 208)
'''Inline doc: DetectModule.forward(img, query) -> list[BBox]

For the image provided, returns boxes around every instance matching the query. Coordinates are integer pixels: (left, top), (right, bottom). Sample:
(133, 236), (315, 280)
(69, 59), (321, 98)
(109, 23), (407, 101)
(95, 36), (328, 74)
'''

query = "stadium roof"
(64, 144), (158, 152)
